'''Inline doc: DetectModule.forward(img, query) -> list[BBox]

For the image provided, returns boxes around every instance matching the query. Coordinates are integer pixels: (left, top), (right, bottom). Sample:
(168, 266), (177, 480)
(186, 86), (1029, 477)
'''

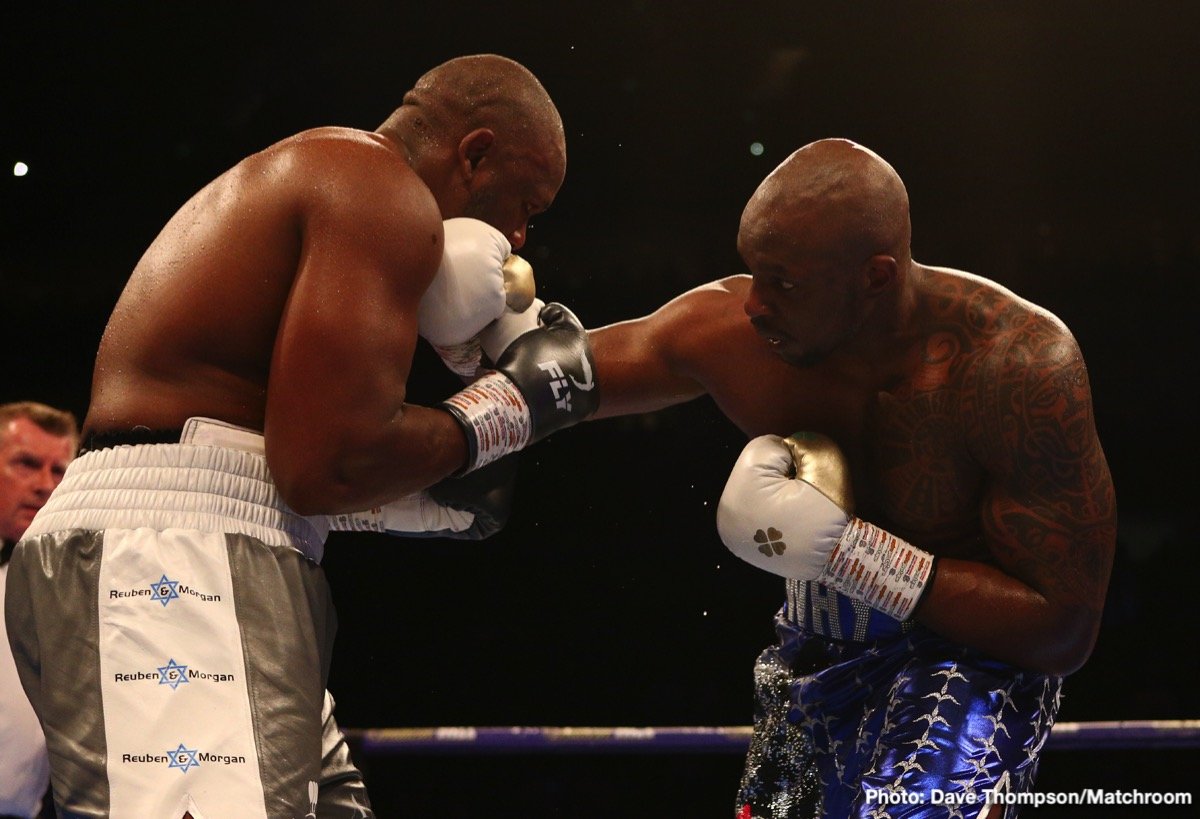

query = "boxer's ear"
(862, 254), (898, 296)
(458, 128), (495, 175)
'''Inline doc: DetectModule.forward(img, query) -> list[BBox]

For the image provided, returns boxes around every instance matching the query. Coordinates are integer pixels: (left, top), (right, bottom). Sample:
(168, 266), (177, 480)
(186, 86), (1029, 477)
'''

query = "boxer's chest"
(860, 383), (985, 553)
(711, 348), (986, 555)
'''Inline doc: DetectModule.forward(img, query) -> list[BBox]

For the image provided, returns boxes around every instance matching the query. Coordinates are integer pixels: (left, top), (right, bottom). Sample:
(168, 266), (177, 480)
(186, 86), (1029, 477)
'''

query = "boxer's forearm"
(587, 325), (705, 420)
(270, 404), (468, 515)
(915, 557), (1101, 676)
(590, 377), (705, 420)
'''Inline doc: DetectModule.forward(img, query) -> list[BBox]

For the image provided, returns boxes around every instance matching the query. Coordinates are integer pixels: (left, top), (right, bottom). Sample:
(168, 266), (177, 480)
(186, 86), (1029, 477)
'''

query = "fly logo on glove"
(570, 354), (595, 392)
(537, 360), (573, 411)
(534, 353), (595, 412)
(717, 432), (937, 622)
(444, 302), (600, 472)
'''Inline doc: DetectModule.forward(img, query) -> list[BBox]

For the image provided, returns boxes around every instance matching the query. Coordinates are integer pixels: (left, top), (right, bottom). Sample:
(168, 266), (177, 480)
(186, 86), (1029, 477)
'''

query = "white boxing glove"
(418, 217), (511, 346)
(329, 455), (518, 541)
(478, 297), (544, 364)
(716, 432), (937, 621)
(418, 218), (537, 379)
(330, 492), (478, 537)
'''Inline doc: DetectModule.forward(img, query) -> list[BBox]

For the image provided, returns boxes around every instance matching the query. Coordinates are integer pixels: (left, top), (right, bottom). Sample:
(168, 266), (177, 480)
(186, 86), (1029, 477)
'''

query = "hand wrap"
(717, 432), (937, 621)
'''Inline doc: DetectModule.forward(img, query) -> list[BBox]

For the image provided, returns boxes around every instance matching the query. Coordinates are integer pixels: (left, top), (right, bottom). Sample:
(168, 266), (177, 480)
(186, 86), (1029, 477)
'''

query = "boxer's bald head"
(738, 139), (914, 368)
(380, 54), (566, 249)
(739, 138), (910, 274)
(403, 54), (564, 146)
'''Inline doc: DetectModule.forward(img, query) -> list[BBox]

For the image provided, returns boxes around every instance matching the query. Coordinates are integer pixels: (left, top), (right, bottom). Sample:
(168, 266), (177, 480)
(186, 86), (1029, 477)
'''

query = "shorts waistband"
(785, 578), (913, 643)
(79, 427), (186, 454)
(24, 418), (328, 561)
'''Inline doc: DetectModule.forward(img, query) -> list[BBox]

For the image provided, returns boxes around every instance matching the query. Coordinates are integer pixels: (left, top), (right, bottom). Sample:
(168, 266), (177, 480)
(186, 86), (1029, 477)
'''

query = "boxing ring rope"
(346, 720), (1200, 756)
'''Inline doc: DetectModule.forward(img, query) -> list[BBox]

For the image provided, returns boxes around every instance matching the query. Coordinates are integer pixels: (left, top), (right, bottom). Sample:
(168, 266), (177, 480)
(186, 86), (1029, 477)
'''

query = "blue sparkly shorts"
(736, 582), (1062, 819)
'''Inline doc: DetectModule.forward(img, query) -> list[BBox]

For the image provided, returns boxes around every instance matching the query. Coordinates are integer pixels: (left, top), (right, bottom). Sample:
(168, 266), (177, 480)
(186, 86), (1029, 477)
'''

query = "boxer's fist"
(425, 453), (519, 540)
(418, 218), (511, 346)
(326, 454), (518, 540)
(716, 433), (853, 580)
(494, 302), (598, 443)
(443, 302), (599, 470)
(478, 297), (544, 365)
(418, 218), (536, 378)
(717, 432), (936, 621)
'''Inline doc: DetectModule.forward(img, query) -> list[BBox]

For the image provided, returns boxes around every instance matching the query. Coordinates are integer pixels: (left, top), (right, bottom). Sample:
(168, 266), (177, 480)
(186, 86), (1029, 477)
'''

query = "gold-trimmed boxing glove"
(716, 431), (937, 621)
(417, 218), (536, 378)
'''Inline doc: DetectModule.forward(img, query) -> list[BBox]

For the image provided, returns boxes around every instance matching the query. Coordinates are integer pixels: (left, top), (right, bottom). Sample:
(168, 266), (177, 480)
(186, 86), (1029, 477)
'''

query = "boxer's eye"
(775, 277), (796, 292)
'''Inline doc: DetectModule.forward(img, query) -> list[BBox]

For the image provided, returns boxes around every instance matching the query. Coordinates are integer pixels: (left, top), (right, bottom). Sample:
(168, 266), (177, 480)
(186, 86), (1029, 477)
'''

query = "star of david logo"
(157, 658), (189, 690)
(149, 574), (180, 607)
(167, 743), (200, 773)
(754, 527), (787, 557)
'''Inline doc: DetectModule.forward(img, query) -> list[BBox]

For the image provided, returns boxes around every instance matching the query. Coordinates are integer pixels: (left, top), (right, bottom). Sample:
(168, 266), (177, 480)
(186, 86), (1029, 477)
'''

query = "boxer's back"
(84, 128), (418, 435)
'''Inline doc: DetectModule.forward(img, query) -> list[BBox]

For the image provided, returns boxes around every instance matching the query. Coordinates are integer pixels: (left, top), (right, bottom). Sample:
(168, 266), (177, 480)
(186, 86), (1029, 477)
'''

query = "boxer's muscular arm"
(265, 139), (468, 514)
(588, 282), (731, 419)
(916, 331), (1117, 675)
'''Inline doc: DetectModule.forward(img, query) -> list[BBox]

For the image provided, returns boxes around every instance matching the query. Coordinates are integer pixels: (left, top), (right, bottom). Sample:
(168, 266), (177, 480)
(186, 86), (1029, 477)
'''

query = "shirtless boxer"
(5, 55), (596, 818)
(589, 139), (1116, 817)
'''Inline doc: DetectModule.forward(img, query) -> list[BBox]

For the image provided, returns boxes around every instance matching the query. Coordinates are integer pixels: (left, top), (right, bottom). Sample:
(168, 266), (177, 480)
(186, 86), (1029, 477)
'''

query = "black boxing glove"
(425, 453), (519, 539)
(443, 302), (599, 471)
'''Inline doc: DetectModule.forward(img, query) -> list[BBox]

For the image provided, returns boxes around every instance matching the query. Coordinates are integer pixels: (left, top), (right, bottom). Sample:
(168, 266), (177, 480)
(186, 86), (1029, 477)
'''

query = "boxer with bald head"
(590, 139), (1115, 817)
(7, 54), (597, 818)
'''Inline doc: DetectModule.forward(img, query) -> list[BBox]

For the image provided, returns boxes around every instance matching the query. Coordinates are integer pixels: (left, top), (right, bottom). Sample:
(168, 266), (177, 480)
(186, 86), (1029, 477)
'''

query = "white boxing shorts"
(4, 419), (373, 818)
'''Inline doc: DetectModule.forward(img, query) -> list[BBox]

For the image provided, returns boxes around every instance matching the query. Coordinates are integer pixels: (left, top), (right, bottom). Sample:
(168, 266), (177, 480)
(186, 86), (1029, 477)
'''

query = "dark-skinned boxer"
(7, 55), (597, 818)
(588, 138), (1115, 818)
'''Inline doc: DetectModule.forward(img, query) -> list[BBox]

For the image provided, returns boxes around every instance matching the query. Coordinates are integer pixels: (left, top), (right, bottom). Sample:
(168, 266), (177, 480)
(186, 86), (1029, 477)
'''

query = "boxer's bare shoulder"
(85, 126), (442, 435)
(885, 266), (1116, 602)
(863, 268), (1086, 547)
(592, 274), (838, 428)
(660, 275), (803, 393)
(659, 275), (757, 354)
(912, 267), (1096, 473)
(589, 275), (765, 418)
(257, 127), (437, 224)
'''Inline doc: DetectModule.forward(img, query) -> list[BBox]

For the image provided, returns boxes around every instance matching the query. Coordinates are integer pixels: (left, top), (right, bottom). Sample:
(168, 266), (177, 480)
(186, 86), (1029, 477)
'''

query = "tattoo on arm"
(967, 314), (1117, 608)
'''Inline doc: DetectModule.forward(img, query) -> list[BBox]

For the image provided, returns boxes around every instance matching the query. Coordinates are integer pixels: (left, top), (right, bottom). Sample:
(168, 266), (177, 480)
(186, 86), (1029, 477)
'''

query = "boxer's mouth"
(751, 320), (786, 347)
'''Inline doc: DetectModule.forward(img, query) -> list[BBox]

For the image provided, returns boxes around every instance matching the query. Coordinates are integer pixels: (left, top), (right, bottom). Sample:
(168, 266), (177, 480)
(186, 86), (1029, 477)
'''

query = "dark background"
(3, 2), (1197, 816)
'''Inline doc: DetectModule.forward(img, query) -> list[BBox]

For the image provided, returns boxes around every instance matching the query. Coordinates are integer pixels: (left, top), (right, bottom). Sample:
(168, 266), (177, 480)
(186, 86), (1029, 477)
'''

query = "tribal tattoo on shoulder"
(873, 281), (1015, 537)
(954, 287), (1117, 607)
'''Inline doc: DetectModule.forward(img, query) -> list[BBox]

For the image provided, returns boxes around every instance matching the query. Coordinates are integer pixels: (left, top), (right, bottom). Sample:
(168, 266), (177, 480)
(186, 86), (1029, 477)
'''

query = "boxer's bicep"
(588, 316), (705, 418)
(266, 177), (445, 507)
(974, 480), (1115, 673)
(588, 279), (748, 420)
(974, 335), (1117, 664)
